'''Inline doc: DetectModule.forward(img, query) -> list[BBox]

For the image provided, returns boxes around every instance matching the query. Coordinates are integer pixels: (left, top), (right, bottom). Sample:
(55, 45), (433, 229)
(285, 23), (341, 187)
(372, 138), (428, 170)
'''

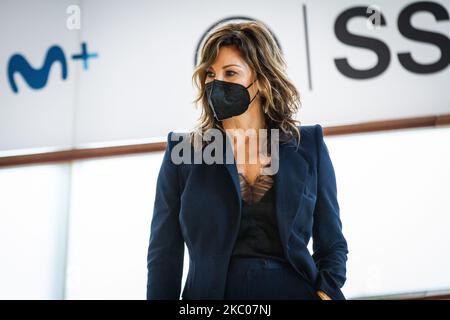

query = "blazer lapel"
(221, 130), (312, 249)
(223, 133), (242, 205)
(274, 135), (311, 248)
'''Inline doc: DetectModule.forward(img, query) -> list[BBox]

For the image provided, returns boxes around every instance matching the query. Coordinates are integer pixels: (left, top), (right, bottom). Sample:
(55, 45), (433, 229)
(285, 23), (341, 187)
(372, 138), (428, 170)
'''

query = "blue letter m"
(7, 45), (68, 94)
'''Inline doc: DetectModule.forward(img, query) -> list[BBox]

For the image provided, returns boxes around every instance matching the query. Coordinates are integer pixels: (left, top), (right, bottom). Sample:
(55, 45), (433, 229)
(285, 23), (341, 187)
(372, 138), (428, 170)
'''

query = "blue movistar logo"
(5, 42), (98, 94)
(8, 46), (67, 93)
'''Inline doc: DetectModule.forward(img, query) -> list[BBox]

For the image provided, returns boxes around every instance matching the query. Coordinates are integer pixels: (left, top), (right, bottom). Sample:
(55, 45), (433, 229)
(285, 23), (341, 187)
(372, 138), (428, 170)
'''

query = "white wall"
(1, 0), (449, 154)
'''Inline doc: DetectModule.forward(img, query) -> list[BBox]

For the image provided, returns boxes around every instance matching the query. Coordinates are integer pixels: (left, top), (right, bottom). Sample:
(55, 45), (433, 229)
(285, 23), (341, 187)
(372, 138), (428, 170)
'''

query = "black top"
(231, 177), (287, 262)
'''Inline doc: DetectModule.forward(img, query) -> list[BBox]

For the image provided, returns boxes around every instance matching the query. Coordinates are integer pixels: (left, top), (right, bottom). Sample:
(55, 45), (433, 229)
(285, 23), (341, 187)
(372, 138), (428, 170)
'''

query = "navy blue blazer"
(146, 124), (348, 300)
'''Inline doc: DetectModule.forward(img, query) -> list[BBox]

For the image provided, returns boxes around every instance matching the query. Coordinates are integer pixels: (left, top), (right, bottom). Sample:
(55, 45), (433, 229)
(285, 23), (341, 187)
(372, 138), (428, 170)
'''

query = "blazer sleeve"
(311, 124), (349, 300)
(146, 131), (185, 300)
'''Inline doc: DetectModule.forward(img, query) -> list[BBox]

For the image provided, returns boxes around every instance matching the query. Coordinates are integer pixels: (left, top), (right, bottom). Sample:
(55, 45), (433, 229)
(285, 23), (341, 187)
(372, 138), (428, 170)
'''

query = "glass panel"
(327, 127), (450, 298)
(0, 164), (70, 299)
(65, 152), (169, 299)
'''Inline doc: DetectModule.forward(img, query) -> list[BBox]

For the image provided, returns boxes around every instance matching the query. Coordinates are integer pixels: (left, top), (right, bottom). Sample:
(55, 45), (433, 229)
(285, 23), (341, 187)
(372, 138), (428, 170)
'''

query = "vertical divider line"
(62, 0), (83, 300)
(302, 4), (313, 90)
(60, 161), (74, 300)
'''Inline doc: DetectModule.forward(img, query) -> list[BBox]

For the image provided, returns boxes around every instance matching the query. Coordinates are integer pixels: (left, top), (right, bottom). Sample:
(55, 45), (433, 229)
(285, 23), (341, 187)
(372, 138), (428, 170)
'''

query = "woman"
(147, 21), (348, 300)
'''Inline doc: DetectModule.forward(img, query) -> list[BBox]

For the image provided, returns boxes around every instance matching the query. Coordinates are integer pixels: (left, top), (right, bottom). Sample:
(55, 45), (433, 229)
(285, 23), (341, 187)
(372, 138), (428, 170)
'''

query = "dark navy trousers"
(224, 257), (321, 300)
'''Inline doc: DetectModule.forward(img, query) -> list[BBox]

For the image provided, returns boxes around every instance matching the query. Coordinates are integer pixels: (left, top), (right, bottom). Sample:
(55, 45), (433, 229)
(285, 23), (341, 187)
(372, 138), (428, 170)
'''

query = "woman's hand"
(316, 290), (332, 300)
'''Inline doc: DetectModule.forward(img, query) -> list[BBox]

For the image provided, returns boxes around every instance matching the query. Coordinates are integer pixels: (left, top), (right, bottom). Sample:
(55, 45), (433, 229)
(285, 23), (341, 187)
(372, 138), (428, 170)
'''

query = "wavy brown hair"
(190, 20), (302, 148)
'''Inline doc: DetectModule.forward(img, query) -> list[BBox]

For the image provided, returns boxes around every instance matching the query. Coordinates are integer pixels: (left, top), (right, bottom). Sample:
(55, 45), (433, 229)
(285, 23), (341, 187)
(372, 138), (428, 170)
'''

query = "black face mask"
(205, 79), (259, 121)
